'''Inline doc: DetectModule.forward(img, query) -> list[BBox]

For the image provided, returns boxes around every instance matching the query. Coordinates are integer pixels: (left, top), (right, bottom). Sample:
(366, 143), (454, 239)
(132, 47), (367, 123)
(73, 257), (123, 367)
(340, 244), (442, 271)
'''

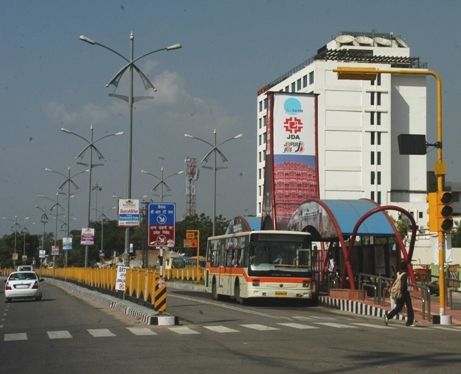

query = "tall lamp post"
(184, 130), (242, 236)
(334, 66), (450, 324)
(79, 32), (182, 262)
(45, 167), (88, 267)
(141, 168), (184, 202)
(61, 126), (123, 267)
(35, 206), (49, 260)
(2, 216), (28, 267)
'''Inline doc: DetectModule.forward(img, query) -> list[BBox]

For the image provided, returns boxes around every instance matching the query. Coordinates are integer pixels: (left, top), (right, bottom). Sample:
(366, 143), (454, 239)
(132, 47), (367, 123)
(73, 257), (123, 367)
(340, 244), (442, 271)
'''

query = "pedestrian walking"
(385, 261), (415, 327)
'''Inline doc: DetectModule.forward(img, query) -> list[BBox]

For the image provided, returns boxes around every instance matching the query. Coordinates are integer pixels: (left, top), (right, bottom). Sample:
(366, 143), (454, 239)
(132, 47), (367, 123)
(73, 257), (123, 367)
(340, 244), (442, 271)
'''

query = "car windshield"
(9, 272), (37, 281)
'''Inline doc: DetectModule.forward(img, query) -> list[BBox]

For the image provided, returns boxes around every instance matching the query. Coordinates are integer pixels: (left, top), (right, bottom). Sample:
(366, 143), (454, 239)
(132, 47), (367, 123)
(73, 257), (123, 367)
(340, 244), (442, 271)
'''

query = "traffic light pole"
(334, 67), (451, 324)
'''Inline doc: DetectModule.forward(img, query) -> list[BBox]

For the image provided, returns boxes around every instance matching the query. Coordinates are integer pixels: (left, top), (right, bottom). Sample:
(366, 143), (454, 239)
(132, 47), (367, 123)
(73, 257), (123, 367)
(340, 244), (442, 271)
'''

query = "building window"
(370, 92), (375, 106)
(258, 185), (261, 197)
(377, 191), (382, 204)
(258, 168), (261, 180)
(263, 132), (267, 144)
(285, 85), (289, 92)
(377, 151), (381, 165)
(371, 171), (375, 185)
(264, 98), (268, 110)
(263, 115), (267, 128)
(377, 112), (382, 125)
(377, 171), (381, 185)
(258, 152), (261, 163)
(370, 112), (375, 125)
(258, 202), (261, 214)
(371, 151), (375, 165)
(291, 82), (296, 92)
(377, 132), (381, 145)
(309, 71), (314, 84)
(303, 75), (308, 87)
(377, 92), (382, 106)
(259, 134), (262, 146)
(259, 118), (262, 129)
(371, 191), (375, 200)
(419, 211), (423, 219)
(297, 78), (301, 90)
(371, 132), (375, 145)
(259, 101), (263, 112)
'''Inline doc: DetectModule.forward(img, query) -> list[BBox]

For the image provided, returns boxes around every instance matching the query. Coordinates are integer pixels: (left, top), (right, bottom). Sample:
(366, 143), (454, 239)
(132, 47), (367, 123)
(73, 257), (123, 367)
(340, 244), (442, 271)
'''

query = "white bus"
(205, 230), (317, 304)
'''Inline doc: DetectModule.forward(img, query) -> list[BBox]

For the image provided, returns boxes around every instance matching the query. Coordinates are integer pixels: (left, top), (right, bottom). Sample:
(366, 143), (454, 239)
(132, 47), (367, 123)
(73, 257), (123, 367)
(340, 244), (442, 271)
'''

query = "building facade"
(256, 31), (429, 229)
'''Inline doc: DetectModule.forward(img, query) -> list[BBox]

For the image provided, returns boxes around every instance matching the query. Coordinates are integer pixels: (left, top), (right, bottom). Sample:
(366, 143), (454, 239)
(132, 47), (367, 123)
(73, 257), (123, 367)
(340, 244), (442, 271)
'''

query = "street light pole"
(184, 130), (242, 236)
(141, 168), (184, 202)
(61, 126), (123, 267)
(45, 167), (87, 267)
(334, 66), (450, 323)
(79, 32), (181, 262)
(35, 206), (49, 259)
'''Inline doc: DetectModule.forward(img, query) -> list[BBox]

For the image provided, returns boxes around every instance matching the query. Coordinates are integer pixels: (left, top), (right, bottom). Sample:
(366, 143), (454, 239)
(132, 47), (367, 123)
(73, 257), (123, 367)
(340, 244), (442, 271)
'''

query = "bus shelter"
(286, 199), (416, 290)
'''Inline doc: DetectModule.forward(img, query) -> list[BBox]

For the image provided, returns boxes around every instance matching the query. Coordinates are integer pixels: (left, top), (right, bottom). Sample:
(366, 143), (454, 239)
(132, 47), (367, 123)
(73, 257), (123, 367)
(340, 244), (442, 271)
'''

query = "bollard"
(153, 275), (167, 313)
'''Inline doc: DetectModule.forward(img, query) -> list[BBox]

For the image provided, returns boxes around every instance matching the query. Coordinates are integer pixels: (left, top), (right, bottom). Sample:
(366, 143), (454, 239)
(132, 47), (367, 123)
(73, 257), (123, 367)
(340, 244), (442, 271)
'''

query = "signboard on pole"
(148, 202), (176, 248)
(185, 230), (200, 248)
(118, 199), (140, 227)
(115, 265), (128, 291)
(51, 245), (60, 256)
(81, 228), (95, 246)
(63, 237), (72, 251)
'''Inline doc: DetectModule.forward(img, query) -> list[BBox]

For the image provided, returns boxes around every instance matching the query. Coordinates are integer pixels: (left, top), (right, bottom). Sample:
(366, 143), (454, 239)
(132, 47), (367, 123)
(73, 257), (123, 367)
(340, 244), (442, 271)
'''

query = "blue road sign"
(148, 202), (176, 247)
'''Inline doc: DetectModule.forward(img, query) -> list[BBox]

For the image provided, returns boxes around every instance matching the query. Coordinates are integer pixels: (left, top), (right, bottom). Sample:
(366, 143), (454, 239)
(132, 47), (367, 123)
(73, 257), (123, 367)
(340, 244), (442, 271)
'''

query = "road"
(1, 280), (461, 373)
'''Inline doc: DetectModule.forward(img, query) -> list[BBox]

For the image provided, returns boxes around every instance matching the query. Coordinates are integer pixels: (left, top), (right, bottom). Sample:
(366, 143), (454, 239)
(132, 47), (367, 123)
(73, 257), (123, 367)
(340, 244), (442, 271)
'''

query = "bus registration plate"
(275, 291), (287, 296)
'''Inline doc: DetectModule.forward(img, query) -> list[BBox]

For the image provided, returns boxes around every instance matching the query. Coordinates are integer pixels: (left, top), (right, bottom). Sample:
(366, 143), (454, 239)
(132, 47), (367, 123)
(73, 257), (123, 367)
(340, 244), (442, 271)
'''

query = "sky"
(1, 0), (461, 236)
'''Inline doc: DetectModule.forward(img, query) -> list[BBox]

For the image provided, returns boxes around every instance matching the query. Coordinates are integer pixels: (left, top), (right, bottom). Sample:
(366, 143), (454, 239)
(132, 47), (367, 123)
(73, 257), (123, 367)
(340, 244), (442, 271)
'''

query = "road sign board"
(148, 202), (176, 248)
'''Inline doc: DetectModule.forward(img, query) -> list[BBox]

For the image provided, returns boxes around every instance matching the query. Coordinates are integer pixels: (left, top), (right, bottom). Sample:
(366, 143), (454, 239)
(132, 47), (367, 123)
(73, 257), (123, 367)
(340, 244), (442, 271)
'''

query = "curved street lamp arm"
(61, 128), (91, 145)
(152, 181), (172, 192)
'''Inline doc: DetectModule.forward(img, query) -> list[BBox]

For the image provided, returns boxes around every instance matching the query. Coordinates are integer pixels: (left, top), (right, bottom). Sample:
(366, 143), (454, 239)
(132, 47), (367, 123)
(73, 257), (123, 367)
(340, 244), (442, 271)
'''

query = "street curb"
(319, 295), (407, 323)
(46, 278), (178, 326)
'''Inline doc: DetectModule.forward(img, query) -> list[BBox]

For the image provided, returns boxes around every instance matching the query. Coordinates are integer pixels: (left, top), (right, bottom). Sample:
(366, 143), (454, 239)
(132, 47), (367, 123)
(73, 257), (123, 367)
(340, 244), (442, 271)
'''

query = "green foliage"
(394, 219), (409, 241)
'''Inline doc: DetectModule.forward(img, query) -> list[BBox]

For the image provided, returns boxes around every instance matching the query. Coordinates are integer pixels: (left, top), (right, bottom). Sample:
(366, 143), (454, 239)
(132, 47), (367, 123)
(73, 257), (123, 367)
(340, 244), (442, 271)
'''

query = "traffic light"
(438, 191), (453, 232)
(427, 192), (438, 232)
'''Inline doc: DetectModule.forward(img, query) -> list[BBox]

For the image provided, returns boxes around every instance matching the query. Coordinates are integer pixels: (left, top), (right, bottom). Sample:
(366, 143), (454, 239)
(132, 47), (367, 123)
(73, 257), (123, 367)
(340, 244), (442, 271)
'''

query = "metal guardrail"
(357, 272), (432, 321)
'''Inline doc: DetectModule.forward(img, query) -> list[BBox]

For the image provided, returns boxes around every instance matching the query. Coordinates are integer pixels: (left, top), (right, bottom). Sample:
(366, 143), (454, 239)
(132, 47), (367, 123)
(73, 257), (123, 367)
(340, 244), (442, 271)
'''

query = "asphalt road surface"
(1, 280), (461, 374)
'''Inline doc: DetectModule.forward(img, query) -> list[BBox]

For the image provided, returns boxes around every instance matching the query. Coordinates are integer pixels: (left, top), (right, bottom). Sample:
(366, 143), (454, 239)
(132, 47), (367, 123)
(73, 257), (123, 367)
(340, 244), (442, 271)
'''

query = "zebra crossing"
(3, 319), (461, 342)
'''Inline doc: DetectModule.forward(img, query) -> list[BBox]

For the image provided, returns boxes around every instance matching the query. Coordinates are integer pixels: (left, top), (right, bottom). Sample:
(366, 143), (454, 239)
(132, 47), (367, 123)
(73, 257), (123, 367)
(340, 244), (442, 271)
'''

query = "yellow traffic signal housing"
(438, 191), (453, 232)
(427, 192), (438, 232)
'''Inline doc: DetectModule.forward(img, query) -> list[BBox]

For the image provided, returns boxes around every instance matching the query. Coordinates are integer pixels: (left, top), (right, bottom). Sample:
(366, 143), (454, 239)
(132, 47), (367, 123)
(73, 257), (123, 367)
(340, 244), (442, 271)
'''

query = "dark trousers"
(387, 291), (414, 324)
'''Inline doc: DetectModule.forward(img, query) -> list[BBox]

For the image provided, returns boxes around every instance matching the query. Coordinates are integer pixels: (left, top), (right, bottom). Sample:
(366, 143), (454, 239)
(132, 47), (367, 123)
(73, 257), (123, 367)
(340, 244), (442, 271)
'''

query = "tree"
(175, 214), (229, 257)
(451, 221), (461, 247)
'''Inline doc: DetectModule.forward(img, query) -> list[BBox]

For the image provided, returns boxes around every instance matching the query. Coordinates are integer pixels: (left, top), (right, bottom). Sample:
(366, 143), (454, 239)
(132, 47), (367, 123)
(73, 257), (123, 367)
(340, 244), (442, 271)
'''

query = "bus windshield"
(249, 233), (311, 276)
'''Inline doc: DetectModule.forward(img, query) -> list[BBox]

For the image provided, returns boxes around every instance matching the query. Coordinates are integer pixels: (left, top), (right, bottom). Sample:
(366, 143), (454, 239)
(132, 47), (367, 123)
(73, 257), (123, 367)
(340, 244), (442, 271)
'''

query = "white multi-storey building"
(256, 31), (429, 229)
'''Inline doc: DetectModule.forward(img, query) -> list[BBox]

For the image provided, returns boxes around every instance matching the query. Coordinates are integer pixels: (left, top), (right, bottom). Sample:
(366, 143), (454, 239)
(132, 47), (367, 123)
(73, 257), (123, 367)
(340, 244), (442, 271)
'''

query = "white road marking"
(47, 330), (73, 339)
(169, 326), (200, 335)
(204, 325), (239, 333)
(127, 327), (157, 336)
(241, 324), (279, 331)
(314, 322), (358, 328)
(277, 322), (319, 329)
(4, 333), (27, 341)
(353, 323), (394, 329)
(87, 329), (115, 337)
(432, 326), (461, 332)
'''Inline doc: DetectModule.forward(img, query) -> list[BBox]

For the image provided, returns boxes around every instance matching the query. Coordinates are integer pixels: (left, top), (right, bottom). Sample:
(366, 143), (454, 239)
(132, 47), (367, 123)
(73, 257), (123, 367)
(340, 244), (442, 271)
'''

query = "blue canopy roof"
(323, 199), (395, 236)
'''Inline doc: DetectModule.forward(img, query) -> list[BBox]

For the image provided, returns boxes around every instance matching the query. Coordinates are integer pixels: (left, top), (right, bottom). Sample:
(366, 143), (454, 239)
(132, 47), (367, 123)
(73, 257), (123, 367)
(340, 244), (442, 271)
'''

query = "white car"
(4, 271), (44, 302)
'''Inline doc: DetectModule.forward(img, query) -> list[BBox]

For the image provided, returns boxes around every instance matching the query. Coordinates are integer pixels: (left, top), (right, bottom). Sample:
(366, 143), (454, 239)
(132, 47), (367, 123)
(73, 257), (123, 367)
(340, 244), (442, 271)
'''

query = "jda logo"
(284, 97), (303, 114)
